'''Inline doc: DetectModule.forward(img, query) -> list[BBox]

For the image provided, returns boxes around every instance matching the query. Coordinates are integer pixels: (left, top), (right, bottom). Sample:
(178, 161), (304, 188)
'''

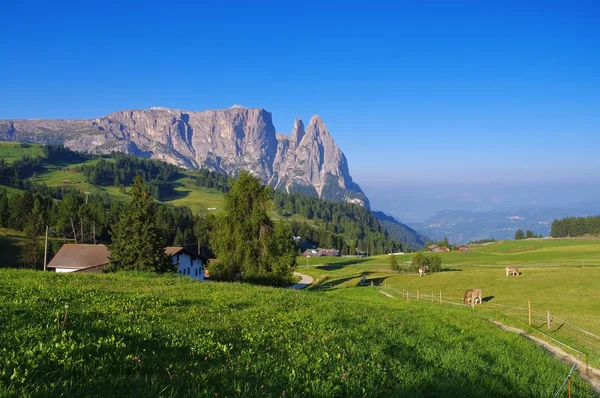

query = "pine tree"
(209, 170), (296, 285)
(19, 204), (44, 269)
(514, 229), (525, 240)
(108, 176), (174, 272)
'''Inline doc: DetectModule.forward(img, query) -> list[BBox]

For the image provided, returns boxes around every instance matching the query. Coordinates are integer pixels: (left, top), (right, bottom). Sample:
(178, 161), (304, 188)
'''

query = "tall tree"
(210, 170), (296, 285)
(18, 203), (44, 269)
(108, 176), (174, 272)
(514, 229), (525, 240)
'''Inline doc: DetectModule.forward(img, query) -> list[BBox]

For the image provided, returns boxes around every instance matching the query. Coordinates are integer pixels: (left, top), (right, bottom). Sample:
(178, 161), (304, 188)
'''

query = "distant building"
(47, 244), (205, 280)
(428, 245), (450, 252)
(455, 244), (471, 252)
(302, 248), (340, 257)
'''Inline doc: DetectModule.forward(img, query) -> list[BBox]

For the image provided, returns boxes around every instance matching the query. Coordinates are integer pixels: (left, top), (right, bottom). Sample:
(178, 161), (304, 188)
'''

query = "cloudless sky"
(1, 0), (599, 214)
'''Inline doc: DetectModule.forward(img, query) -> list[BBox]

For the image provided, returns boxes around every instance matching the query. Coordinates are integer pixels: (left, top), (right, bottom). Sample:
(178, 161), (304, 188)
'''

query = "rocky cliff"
(0, 106), (369, 207)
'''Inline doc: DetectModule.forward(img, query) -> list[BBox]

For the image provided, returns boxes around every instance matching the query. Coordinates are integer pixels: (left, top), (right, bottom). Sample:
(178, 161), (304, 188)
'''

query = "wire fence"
(378, 285), (600, 371)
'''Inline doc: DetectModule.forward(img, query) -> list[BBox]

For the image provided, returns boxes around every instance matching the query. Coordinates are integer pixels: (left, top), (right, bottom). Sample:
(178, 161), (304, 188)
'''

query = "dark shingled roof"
(46, 244), (110, 270)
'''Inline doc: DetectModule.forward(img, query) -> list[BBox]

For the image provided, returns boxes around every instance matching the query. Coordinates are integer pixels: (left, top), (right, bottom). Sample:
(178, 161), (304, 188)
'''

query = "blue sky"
(1, 1), (599, 214)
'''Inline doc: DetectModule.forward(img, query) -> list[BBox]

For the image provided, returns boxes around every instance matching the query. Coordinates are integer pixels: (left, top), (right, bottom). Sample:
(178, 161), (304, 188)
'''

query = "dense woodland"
(78, 153), (179, 200)
(0, 144), (405, 269)
(551, 216), (600, 238)
(272, 191), (403, 255)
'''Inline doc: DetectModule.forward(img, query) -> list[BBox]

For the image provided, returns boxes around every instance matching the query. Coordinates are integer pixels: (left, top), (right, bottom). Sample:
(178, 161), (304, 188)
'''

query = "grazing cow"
(463, 288), (483, 305)
(419, 265), (429, 277)
(506, 266), (520, 276)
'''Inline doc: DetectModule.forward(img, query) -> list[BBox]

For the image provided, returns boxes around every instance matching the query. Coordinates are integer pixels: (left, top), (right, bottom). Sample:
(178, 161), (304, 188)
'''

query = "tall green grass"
(0, 270), (595, 397)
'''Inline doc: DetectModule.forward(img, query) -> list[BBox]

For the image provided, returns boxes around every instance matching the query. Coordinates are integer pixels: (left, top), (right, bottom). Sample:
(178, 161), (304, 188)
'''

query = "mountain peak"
(0, 106), (369, 208)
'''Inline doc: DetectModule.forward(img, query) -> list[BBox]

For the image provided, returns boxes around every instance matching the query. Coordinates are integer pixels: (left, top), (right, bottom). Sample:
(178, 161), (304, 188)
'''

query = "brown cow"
(463, 288), (483, 305)
(506, 266), (520, 276)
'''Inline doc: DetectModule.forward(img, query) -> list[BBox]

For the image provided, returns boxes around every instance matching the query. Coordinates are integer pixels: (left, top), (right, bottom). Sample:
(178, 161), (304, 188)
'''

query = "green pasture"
(300, 239), (600, 367)
(0, 142), (44, 163)
(0, 269), (595, 397)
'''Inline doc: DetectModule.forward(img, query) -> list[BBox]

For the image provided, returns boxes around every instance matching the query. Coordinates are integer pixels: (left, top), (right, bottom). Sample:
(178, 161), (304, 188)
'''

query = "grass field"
(0, 269), (596, 397)
(0, 142), (44, 163)
(298, 239), (600, 367)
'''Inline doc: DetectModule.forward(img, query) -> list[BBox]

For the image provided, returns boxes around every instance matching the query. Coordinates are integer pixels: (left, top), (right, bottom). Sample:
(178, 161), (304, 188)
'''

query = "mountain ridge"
(0, 106), (369, 207)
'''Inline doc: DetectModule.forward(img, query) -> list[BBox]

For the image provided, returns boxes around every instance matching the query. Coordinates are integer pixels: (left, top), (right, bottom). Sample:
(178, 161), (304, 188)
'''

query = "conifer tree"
(210, 170), (296, 284)
(108, 176), (174, 272)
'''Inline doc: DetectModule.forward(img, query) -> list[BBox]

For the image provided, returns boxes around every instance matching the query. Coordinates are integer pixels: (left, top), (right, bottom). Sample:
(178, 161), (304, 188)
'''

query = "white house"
(46, 244), (205, 280)
(165, 246), (205, 280)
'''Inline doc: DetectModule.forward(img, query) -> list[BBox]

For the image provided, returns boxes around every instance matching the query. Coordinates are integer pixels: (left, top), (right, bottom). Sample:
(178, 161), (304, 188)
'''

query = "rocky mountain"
(0, 106), (369, 207)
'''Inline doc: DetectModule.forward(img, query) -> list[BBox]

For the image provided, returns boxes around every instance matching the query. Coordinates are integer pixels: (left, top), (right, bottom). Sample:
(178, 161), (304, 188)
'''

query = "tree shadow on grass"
(160, 183), (190, 201)
(441, 267), (463, 272)
(316, 258), (371, 271)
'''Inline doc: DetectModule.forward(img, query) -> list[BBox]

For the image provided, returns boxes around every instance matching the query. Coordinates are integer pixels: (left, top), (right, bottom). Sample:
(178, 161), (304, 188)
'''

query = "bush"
(389, 255), (398, 271)
(411, 253), (442, 273)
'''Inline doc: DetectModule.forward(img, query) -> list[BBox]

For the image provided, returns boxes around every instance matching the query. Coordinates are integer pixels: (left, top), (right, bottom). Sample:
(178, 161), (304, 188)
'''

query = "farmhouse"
(428, 245), (450, 252)
(302, 248), (341, 257)
(165, 246), (205, 280)
(456, 244), (471, 252)
(46, 244), (205, 280)
(46, 244), (110, 273)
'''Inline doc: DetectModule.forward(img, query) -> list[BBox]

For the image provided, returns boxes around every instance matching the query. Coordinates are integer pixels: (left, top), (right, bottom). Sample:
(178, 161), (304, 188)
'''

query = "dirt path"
(493, 321), (600, 395)
(287, 272), (313, 290)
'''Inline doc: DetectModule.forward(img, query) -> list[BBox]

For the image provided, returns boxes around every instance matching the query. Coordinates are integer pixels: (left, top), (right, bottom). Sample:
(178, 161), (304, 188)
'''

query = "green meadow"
(0, 142), (44, 163)
(300, 238), (600, 367)
(0, 269), (596, 397)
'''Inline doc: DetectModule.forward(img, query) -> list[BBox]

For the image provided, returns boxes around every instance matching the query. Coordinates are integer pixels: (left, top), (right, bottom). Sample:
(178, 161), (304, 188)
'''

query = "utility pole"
(43, 226), (48, 271)
(71, 218), (77, 244)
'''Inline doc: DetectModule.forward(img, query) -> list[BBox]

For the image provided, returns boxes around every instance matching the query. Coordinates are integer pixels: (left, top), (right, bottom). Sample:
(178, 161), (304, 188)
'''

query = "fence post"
(568, 373), (571, 398)
(439, 290), (442, 304)
(547, 310), (550, 330)
(528, 300), (531, 326)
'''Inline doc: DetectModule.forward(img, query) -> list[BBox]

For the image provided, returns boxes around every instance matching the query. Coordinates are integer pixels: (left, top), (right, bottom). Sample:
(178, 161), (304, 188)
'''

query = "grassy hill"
(0, 269), (595, 397)
(0, 142), (44, 163)
(299, 238), (600, 367)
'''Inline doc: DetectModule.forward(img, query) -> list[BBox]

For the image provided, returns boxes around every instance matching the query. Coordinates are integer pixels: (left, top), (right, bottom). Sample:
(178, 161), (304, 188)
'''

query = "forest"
(0, 144), (404, 268)
(551, 215), (600, 238)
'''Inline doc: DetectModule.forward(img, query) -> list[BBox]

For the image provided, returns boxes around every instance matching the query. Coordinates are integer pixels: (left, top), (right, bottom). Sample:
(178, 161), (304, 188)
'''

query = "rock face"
(0, 106), (369, 207)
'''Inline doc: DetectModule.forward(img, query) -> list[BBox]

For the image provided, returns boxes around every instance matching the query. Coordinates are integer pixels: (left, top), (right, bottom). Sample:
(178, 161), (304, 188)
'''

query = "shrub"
(389, 255), (398, 271)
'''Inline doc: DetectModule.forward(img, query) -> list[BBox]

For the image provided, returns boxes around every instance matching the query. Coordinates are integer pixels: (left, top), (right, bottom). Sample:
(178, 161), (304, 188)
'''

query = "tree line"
(550, 216), (600, 238)
(272, 191), (402, 255)
(514, 229), (543, 240)
(78, 152), (179, 200)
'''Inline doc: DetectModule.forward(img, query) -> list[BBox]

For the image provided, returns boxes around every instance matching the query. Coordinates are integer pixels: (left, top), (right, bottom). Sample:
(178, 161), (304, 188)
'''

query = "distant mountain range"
(0, 106), (369, 207)
(411, 206), (600, 244)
